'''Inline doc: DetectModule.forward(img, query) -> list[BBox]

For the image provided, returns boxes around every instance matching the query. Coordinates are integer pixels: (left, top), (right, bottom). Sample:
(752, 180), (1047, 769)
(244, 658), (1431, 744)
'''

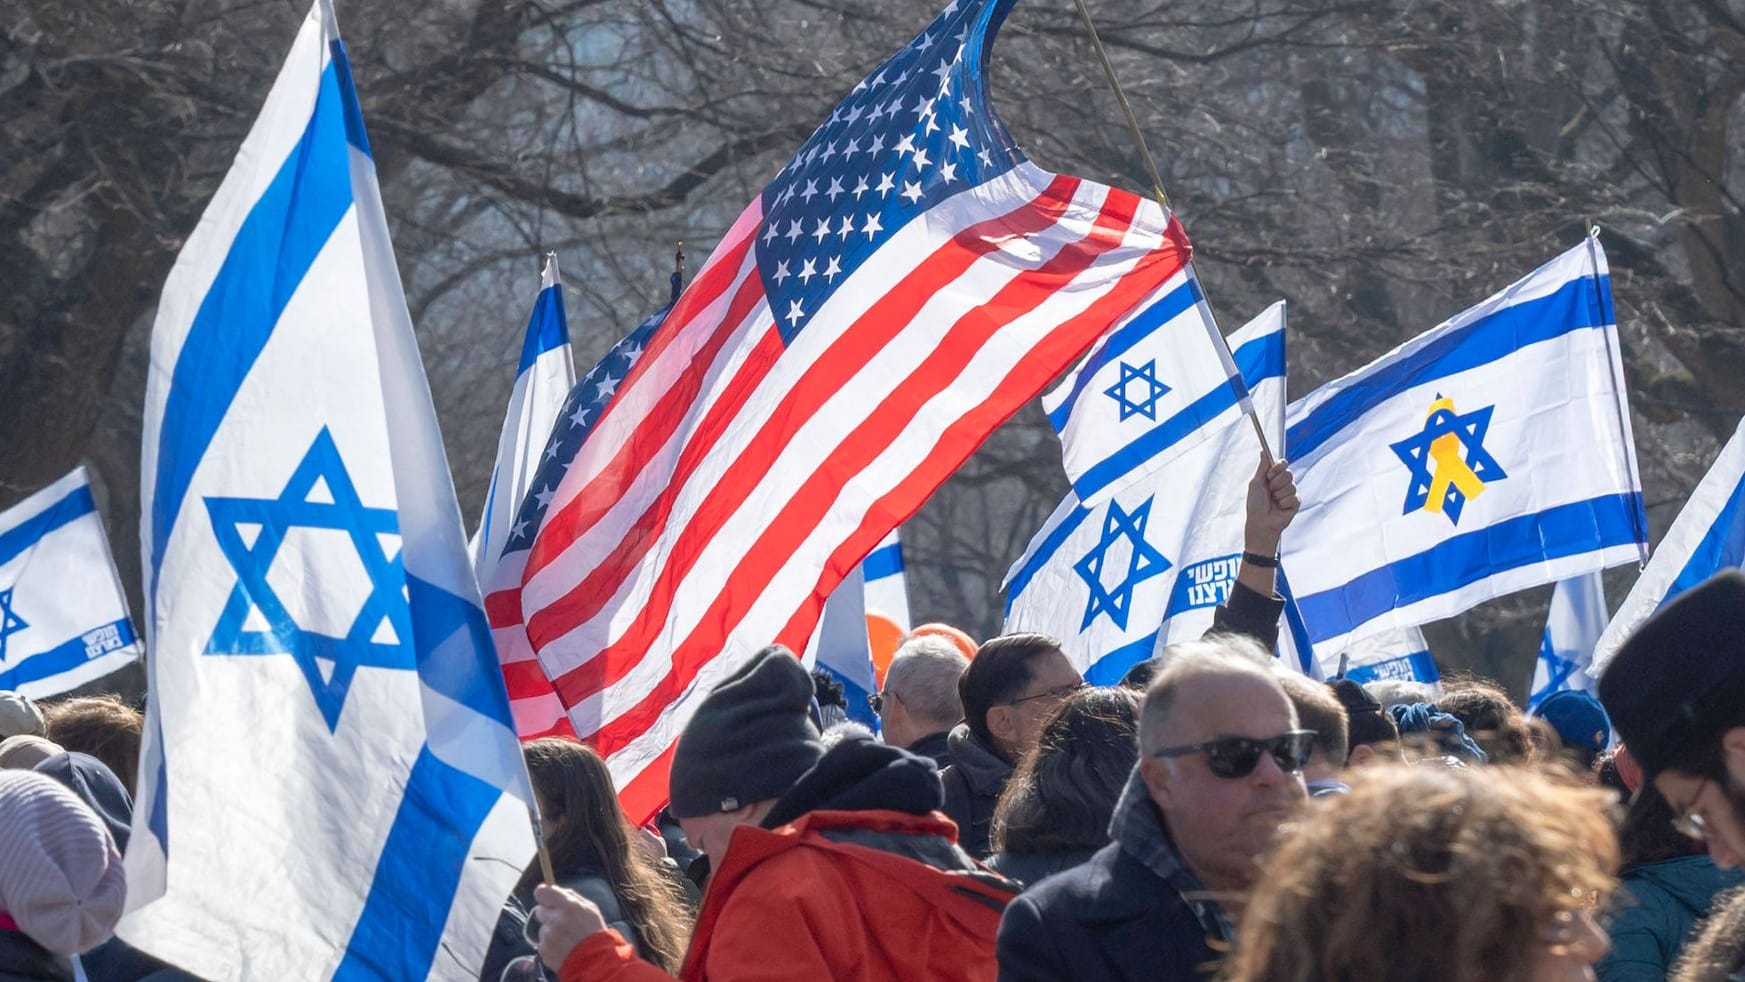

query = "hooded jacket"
(560, 735), (1016, 981)
(939, 725), (1012, 860)
(1597, 855), (1745, 982)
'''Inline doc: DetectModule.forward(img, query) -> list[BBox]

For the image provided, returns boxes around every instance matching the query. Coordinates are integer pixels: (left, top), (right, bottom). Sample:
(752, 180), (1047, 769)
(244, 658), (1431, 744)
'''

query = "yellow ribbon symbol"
(1421, 396), (1488, 516)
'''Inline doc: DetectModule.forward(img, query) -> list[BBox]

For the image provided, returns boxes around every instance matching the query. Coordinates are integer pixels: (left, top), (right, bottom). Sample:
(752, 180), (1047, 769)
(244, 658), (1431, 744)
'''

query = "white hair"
(884, 635), (969, 729)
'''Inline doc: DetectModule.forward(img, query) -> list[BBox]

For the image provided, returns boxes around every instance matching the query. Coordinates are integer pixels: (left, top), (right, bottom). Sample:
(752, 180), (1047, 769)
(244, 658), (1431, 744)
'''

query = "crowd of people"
(5, 490), (1745, 980)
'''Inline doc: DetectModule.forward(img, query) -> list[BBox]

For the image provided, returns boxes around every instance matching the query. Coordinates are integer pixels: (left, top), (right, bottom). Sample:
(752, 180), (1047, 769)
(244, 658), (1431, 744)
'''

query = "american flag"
(485, 304), (670, 739)
(516, 0), (1195, 821)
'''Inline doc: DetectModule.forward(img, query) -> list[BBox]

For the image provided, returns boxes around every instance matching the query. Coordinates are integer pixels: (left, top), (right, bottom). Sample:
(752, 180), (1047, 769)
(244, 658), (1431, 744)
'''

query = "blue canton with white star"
(1104, 359), (1171, 421)
(756, 0), (1023, 343)
(1389, 398), (1507, 525)
(1074, 497), (1172, 631)
(203, 428), (411, 730)
(498, 304), (668, 560)
(0, 589), (27, 664)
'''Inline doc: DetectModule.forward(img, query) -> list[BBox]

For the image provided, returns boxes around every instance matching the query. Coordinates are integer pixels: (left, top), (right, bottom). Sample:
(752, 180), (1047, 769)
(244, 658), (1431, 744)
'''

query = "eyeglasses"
(1151, 730), (1317, 779)
(1005, 680), (1088, 708)
(868, 690), (895, 716)
(1672, 780), (1712, 842)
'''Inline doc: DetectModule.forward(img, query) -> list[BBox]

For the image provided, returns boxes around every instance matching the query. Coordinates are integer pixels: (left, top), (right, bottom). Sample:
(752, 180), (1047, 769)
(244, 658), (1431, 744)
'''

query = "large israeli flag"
(127, 3), (534, 979)
(1528, 572), (1606, 708)
(1005, 302), (1285, 684)
(471, 255), (576, 580)
(0, 468), (141, 698)
(1042, 266), (1255, 504)
(1591, 415), (1745, 675)
(1280, 236), (1647, 656)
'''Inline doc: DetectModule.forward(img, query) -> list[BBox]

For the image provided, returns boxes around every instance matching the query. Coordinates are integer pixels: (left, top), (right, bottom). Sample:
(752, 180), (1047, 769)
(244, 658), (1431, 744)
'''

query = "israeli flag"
(127, 3), (533, 979)
(806, 563), (879, 728)
(1528, 572), (1606, 709)
(471, 255), (576, 580)
(1327, 624), (1439, 687)
(1280, 236), (1647, 656)
(0, 467), (141, 698)
(862, 528), (911, 629)
(1005, 302), (1285, 685)
(1042, 266), (1254, 504)
(1591, 414), (1745, 675)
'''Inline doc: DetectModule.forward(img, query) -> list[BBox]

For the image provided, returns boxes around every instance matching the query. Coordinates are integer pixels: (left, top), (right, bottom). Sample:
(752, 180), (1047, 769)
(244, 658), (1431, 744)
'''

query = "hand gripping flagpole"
(1068, 0), (1277, 464)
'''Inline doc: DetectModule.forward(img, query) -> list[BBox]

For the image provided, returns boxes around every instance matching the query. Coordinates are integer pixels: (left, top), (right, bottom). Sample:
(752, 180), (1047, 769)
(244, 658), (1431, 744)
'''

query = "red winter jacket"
(560, 808), (1014, 982)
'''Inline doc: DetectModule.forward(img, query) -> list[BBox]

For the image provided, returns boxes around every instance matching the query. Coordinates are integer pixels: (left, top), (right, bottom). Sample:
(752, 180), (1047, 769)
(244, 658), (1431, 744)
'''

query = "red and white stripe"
(521, 162), (1190, 821)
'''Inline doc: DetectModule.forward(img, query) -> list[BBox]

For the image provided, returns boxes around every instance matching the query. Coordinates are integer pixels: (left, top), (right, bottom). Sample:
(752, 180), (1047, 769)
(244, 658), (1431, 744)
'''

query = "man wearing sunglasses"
(996, 638), (1309, 982)
(1601, 571), (1745, 872)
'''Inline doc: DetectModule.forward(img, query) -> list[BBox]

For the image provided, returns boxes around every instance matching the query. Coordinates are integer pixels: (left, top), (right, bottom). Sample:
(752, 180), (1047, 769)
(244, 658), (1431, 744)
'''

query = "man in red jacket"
(532, 645), (1016, 981)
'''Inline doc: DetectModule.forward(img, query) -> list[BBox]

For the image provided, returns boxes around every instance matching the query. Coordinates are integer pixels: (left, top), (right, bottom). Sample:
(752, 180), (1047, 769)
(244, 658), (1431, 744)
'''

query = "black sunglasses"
(1151, 730), (1316, 779)
(868, 691), (890, 716)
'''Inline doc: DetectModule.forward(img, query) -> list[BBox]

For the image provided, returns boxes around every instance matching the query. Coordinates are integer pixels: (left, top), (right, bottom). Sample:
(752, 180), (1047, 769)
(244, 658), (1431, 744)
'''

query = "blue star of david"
(203, 428), (412, 731)
(1389, 397), (1507, 525)
(0, 589), (28, 664)
(1073, 498), (1172, 631)
(1103, 360), (1171, 422)
(1528, 649), (1581, 711)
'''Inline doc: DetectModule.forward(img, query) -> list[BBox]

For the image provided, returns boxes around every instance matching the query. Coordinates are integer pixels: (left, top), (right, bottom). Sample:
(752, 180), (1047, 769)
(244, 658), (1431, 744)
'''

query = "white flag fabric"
(1280, 237), (1647, 656)
(1528, 572), (1607, 708)
(1329, 624), (1438, 686)
(1005, 302), (1285, 684)
(0, 467), (141, 698)
(862, 528), (911, 630)
(470, 256), (576, 580)
(1591, 414), (1745, 675)
(128, 3), (533, 978)
(1041, 265), (1253, 504)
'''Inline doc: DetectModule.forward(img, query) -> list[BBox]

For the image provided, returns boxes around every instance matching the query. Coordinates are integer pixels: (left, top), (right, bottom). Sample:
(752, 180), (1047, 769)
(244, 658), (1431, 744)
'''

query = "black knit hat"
(1329, 678), (1399, 750)
(1599, 571), (1745, 779)
(668, 645), (825, 819)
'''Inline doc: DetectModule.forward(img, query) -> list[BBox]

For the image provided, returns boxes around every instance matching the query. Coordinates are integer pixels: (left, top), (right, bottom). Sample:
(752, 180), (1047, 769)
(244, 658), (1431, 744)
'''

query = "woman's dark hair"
(516, 739), (691, 971)
(1618, 783), (1705, 868)
(992, 686), (1140, 857)
(1438, 677), (1531, 764)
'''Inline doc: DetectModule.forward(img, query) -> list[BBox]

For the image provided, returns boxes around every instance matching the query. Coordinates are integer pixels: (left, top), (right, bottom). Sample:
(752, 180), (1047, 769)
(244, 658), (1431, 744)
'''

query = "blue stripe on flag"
(1277, 571), (1319, 675)
(329, 40), (372, 157)
(819, 664), (879, 728)
(1231, 328), (1284, 390)
(406, 576), (514, 729)
(862, 542), (905, 581)
(333, 747), (500, 982)
(148, 60), (356, 599)
(1085, 631), (1157, 686)
(1075, 378), (1246, 501)
(1286, 276), (1612, 462)
(1295, 492), (1643, 645)
(1003, 502), (1096, 614)
(1046, 278), (1202, 430)
(1665, 472), (1745, 605)
(0, 618), (136, 691)
(515, 284), (572, 375)
(0, 486), (97, 568)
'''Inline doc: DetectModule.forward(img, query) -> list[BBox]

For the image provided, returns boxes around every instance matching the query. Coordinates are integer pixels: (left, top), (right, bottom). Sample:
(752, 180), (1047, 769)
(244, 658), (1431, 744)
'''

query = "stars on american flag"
(501, 306), (668, 551)
(756, 1), (1018, 341)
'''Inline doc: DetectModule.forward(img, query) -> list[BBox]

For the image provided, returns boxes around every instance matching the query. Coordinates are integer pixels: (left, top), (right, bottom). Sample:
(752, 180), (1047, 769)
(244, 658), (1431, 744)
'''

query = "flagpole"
(1068, 0), (1277, 463)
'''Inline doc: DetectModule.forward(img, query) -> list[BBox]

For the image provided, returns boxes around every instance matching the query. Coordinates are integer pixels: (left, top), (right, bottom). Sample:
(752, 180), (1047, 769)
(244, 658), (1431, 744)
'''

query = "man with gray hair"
(873, 635), (968, 770)
(996, 637), (1310, 981)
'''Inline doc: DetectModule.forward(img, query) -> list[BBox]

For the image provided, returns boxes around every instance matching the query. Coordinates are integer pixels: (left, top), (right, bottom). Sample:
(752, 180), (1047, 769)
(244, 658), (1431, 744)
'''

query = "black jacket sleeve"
(996, 892), (1073, 982)
(1206, 580), (1285, 650)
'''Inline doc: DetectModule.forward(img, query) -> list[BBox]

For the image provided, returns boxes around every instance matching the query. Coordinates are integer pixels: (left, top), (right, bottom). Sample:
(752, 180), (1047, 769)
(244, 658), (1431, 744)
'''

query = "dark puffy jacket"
(985, 848), (1097, 891)
(0, 931), (71, 982)
(1598, 855), (1745, 982)
(939, 726), (1012, 859)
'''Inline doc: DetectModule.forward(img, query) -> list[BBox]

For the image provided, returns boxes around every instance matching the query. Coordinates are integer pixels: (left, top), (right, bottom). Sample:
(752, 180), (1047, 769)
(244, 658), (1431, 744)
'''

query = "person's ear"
(986, 706), (1020, 750)
(1347, 744), (1377, 768)
(1140, 754), (1175, 807)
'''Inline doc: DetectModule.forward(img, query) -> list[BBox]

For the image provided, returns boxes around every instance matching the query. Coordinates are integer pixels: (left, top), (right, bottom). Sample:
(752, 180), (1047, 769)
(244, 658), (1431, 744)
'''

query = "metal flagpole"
(1068, 0), (1277, 463)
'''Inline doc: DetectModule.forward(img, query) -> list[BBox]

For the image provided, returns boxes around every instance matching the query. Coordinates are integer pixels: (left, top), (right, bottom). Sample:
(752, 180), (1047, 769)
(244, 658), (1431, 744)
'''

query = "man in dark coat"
(996, 640), (1308, 981)
(874, 635), (969, 771)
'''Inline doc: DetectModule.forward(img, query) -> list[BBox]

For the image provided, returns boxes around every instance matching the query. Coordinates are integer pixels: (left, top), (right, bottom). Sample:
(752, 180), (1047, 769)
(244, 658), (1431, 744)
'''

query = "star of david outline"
(1527, 649), (1581, 711)
(1389, 394), (1507, 526)
(1073, 497), (1173, 631)
(202, 427), (413, 731)
(1103, 360), (1171, 422)
(0, 589), (28, 664)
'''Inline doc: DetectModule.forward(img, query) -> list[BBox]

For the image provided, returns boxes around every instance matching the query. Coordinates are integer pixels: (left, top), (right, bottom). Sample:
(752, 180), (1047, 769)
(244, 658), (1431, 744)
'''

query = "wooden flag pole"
(1068, 0), (1277, 463)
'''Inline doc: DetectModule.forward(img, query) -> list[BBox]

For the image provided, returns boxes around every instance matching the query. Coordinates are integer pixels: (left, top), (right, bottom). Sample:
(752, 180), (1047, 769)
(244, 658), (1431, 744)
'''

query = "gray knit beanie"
(0, 769), (126, 955)
(668, 646), (825, 818)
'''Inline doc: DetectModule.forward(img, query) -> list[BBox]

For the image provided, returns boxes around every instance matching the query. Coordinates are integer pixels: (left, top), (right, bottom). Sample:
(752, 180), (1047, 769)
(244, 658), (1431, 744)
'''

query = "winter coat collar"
(944, 723), (1012, 796)
(1100, 770), (1236, 941)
